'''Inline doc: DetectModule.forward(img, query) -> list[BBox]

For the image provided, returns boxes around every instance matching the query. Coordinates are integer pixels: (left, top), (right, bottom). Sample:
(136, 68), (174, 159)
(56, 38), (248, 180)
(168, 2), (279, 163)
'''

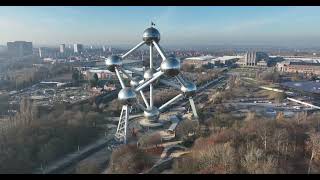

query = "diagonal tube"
(115, 67), (126, 89)
(159, 93), (184, 112)
(152, 41), (166, 61)
(176, 74), (187, 87)
(136, 102), (147, 112)
(135, 71), (164, 91)
(140, 90), (149, 108)
(118, 66), (133, 81)
(121, 41), (145, 59)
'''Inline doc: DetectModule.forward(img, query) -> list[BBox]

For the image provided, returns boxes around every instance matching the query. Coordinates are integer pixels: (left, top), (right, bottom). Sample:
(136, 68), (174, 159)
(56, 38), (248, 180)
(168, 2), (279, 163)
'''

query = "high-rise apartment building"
(60, 44), (66, 53)
(74, 44), (83, 53)
(7, 41), (33, 57)
(39, 47), (44, 58)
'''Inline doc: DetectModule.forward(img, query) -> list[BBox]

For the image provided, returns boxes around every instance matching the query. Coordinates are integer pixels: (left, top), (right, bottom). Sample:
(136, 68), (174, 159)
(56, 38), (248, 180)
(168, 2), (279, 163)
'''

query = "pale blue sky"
(0, 6), (320, 47)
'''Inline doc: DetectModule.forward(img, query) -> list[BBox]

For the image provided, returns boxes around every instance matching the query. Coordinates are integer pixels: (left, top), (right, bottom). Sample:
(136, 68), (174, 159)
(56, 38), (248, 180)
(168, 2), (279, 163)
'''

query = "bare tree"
(244, 111), (256, 122)
(256, 120), (269, 152)
(294, 111), (308, 125)
(276, 112), (285, 122)
(75, 160), (101, 174)
(273, 129), (289, 160)
(137, 132), (162, 148)
(148, 133), (162, 148)
(195, 142), (236, 174)
(306, 131), (320, 174)
(241, 146), (277, 174)
(108, 144), (154, 174)
(176, 120), (199, 141)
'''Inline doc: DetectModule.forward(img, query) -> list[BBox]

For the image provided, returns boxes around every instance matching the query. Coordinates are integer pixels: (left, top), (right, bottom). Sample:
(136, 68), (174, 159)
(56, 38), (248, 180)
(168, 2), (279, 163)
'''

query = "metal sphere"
(160, 57), (181, 77)
(181, 81), (197, 98)
(118, 87), (137, 106)
(142, 27), (160, 45)
(130, 76), (142, 88)
(143, 69), (154, 80)
(144, 107), (160, 121)
(105, 55), (122, 72)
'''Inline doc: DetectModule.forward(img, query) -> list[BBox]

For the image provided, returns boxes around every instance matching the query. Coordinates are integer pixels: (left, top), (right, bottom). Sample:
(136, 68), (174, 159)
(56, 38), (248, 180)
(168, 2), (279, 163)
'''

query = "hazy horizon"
(1, 6), (320, 48)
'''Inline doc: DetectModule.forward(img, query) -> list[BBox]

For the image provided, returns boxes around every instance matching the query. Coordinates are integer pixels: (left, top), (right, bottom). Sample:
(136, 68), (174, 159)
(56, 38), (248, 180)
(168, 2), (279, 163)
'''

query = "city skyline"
(1, 6), (320, 48)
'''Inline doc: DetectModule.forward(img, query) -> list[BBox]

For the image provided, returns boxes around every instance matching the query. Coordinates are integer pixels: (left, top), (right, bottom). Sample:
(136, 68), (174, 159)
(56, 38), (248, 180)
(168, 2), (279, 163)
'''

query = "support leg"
(189, 97), (199, 119)
(115, 105), (130, 144)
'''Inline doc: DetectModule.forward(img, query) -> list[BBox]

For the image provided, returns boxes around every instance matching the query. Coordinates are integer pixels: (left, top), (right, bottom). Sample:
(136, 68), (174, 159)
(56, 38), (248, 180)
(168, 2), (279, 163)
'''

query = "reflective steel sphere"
(105, 55), (122, 72)
(144, 107), (160, 121)
(160, 57), (181, 77)
(181, 81), (197, 98)
(130, 76), (142, 88)
(118, 87), (137, 106)
(143, 69), (154, 80)
(142, 27), (160, 45)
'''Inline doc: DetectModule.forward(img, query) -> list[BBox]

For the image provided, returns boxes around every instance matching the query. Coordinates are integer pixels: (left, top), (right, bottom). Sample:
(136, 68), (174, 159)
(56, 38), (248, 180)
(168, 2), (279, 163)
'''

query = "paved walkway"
(142, 142), (189, 174)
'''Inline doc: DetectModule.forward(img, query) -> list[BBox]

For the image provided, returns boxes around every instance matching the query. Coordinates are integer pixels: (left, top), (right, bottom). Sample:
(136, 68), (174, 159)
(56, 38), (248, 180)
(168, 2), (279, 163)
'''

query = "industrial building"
(183, 55), (214, 68)
(237, 51), (269, 66)
(183, 55), (242, 68)
(211, 56), (242, 66)
(277, 60), (320, 75)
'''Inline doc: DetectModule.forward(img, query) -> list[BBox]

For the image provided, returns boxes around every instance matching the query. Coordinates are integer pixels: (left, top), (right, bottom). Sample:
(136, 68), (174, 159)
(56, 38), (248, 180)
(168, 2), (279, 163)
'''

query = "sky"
(0, 6), (320, 48)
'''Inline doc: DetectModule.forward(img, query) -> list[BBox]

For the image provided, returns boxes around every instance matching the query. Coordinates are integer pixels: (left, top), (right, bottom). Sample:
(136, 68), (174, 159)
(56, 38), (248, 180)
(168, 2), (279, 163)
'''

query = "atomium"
(118, 87), (137, 106)
(143, 107), (160, 121)
(109, 23), (200, 144)
(105, 55), (122, 72)
(160, 57), (181, 77)
(130, 76), (142, 88)
(143, 27), (160, 45)
(181, 81), (197, 98)
(143, 69), (154, 80)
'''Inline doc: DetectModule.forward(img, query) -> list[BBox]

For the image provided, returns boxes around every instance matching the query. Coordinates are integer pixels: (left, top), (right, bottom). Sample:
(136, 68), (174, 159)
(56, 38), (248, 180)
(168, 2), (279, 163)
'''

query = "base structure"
(139, 118), (163, 128)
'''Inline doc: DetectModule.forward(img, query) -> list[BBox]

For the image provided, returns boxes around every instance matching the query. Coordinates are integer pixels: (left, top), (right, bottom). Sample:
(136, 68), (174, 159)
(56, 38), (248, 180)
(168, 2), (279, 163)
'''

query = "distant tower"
(60, 44), (65, 53)
(38, 47), (43, 58)
(102, 45), (106, 52)
(74, 44), (83, 53)
(244, 51), (257, 66)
